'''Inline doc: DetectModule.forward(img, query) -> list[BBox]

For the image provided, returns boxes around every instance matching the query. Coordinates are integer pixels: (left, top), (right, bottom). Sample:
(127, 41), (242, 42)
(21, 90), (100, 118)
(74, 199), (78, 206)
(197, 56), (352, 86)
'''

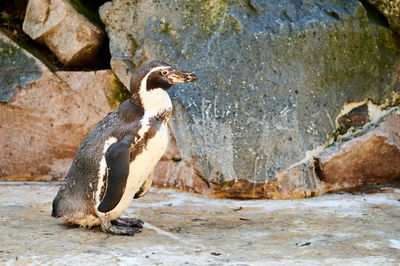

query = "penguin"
(52, 60), (197, 235)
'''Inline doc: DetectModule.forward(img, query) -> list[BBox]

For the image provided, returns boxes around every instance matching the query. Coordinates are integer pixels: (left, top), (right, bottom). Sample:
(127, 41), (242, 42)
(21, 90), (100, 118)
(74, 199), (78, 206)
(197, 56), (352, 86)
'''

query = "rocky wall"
(1, 0), (400, 198)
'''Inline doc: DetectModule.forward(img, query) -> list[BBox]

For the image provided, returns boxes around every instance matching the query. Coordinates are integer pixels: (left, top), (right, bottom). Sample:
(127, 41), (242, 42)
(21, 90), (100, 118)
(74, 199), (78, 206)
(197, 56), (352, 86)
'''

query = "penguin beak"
(167, 70), (198, 84)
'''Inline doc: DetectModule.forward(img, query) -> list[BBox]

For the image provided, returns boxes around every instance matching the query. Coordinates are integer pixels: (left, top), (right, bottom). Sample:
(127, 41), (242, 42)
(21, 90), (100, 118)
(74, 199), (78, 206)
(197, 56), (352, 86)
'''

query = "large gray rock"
(100, 0), (400, 197)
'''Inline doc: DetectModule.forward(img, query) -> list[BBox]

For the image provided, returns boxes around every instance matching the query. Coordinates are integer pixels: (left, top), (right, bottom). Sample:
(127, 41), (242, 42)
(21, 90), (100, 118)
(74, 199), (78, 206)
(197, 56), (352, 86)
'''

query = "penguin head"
(129, 60), (197, 95)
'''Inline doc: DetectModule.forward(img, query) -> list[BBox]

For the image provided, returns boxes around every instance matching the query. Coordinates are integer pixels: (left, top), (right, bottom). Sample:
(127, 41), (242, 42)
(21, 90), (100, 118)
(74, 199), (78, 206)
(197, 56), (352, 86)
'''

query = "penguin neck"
(131, 88), (172, 123)
(142, 88), (172, 120)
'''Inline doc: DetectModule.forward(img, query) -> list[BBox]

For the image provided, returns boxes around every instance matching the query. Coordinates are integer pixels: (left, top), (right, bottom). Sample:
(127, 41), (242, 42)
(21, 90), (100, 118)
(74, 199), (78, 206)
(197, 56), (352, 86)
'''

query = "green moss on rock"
(103, 74), (130, 109)
(184, 0), (229, 36)
(68, 0), (105, 27)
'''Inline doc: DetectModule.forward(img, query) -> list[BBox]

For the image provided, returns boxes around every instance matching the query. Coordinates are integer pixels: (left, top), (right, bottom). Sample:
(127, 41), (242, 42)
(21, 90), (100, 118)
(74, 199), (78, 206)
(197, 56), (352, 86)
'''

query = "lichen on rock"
(102, 73), (130, 109)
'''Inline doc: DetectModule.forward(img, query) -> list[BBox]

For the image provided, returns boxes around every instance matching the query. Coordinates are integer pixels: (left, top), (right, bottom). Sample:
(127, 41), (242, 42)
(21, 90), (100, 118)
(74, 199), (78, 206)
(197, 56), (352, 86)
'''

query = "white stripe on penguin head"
(138, 66), (173, 118)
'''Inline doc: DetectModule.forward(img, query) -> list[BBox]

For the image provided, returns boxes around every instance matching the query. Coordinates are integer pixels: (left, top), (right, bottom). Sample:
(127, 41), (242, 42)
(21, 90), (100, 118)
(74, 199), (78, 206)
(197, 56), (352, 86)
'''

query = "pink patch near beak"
(166, 73), (185, 84)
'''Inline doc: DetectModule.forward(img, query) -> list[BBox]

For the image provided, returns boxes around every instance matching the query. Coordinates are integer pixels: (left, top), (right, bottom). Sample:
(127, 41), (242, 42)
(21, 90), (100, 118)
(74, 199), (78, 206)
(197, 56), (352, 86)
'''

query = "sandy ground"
(0, 182), (399, 265)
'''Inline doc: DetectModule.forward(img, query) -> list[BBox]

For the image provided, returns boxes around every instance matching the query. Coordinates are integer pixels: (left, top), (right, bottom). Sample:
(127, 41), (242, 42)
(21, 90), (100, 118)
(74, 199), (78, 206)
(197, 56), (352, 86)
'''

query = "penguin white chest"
(127, 124), (169, 189)
(106, 124), (169, 220)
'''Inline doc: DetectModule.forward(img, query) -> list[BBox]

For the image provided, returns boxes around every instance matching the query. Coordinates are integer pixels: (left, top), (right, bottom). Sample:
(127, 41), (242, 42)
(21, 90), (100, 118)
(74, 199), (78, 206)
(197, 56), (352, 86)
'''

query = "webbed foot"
(100, 217), (143, 236)
(111, 217), (144, 228)
(105, 224), (142, 236)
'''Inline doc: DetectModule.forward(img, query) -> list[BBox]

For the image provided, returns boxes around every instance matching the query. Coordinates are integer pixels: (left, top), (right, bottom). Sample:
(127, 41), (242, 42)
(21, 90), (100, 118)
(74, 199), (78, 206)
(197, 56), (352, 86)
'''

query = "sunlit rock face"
(22, 0), (104, 66)
(0, 33), (126, 181)
(100, 0), (400, 198)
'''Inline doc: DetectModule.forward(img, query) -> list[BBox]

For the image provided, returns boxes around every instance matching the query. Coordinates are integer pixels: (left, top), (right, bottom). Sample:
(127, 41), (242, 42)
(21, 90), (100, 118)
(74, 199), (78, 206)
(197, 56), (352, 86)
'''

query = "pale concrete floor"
(0, 182), (399, 265)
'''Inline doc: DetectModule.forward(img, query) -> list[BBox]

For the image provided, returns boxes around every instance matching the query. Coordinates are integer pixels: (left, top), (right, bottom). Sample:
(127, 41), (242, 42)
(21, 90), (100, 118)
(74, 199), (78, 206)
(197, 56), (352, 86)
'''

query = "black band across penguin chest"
(129, 110), (171, 161)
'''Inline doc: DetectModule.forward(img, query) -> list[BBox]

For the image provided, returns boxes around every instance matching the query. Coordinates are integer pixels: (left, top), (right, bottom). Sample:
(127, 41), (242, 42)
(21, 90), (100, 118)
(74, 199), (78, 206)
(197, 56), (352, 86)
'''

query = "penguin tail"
(51, 208), (60, 218)
(51, 194), (62, 218)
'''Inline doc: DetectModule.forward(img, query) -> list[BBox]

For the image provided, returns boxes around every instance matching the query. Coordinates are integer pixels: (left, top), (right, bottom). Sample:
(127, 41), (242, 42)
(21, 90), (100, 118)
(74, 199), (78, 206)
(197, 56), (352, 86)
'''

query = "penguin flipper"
(97, 134), (134, 213)
(134, 171), (154, 198)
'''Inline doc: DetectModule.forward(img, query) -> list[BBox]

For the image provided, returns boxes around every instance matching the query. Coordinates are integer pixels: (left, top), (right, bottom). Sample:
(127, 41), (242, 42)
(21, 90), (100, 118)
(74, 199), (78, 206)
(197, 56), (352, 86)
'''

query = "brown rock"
(23, 0), (104, 66)
(365, 0), (400, 34)
(316, 113), (400, 189)
(337, 103), (370, 134)
(0, 67), (116, 180)
(275, 112), (400, 198)
(0, 32), (129, 180)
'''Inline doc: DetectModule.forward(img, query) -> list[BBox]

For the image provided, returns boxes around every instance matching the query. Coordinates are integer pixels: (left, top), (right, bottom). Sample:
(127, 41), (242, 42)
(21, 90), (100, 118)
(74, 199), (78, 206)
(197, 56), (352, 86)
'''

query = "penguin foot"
(100, 217), (143, 236)
(105, 225), (142, 236)
(111, 217), (144, 228)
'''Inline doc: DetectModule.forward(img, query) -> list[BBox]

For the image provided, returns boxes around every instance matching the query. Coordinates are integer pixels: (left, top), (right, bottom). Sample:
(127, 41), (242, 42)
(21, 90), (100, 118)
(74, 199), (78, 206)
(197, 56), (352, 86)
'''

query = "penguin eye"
(161, 70), (168, 76)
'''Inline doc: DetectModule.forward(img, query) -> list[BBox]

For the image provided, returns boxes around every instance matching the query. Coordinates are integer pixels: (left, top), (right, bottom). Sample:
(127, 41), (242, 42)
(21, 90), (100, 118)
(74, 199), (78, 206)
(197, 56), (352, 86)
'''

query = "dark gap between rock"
(358, 0), (390, 28)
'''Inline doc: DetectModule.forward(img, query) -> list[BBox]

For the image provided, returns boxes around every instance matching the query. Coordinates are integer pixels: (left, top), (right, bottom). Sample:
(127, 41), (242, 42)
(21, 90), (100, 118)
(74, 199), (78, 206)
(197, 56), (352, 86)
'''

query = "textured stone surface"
(100, 0), (400, 194)
(275, 111), (400, 198)
(316, 112), (400, 190)
(23, 0), (104, 66)
(365, 0), (400, 34)
(0, 33), (121, 180)
(1, 182), (399, 264)
(156, 111), (400, 199)
(0, 34), (43, 103)
(337, 103), (370, 134)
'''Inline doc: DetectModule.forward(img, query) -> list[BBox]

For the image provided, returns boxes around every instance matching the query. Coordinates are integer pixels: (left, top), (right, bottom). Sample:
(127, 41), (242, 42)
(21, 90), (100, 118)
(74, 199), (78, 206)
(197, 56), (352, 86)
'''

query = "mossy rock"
(100, 0), (400, 185)
(103, 73), (130, 109)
